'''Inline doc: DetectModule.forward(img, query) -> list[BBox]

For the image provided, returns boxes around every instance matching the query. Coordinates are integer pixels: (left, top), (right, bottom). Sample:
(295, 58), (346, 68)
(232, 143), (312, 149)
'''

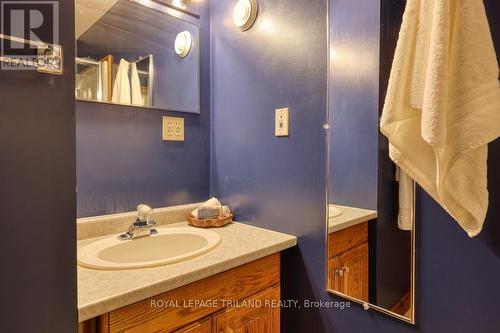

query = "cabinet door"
(214, 286), (280, 333)
(328, 256), (342, 292)
(174, 318), (211, 333)
(340, 242), (369, 301)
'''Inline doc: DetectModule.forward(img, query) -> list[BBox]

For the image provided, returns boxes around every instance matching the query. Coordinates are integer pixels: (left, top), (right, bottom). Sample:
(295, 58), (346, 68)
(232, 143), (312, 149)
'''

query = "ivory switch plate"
(163, 116), (184, 141)
(275, 108), (289, 137)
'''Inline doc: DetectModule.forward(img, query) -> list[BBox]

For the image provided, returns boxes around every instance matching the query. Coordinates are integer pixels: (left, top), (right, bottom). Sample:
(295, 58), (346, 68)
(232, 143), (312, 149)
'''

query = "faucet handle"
(119, 205), (157, 240)
(133, 218), (156, 227)
(137, 204), (154, 222)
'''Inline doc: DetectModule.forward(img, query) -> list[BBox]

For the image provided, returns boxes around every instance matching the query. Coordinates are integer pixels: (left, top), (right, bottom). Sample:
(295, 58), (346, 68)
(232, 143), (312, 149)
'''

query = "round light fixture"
(174, 31), (192, 58)
(233, 0), (258, 31)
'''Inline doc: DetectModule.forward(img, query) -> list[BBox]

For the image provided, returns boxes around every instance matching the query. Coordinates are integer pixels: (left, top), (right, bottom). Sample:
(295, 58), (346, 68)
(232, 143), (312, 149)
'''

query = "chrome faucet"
(118, 204), (158, 241)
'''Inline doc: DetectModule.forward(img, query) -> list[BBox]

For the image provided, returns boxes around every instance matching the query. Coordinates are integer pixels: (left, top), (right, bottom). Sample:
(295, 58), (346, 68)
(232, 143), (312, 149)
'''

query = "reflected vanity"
(326, 84), (416, 323)
(327, 153), (416, 322)
(75, 0), (200, 113)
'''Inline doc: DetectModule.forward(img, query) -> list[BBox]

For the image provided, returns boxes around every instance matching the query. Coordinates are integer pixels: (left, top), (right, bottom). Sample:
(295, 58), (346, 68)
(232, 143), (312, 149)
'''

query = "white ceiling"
(75, 0), (120, 38)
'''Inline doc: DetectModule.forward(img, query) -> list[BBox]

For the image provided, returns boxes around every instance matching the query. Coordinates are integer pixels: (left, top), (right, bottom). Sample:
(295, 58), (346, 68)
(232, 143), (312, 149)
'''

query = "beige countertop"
(77, 221), (297, 322)
(328, 204), (378, 233)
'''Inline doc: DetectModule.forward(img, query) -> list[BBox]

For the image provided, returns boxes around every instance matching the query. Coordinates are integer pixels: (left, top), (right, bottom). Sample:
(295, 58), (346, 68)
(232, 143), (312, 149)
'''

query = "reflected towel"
(381, 0), (500, 237)
(396, 167), (414, 231)
(130, 63), (143, 106)
(101, 60), (110, 101)
(111, 59), (131, 104)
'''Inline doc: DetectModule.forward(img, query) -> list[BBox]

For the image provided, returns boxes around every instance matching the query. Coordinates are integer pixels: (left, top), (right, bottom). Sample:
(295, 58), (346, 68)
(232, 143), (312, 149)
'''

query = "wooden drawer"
(105, 254), (280, 333)
(328, 222), (368, 258)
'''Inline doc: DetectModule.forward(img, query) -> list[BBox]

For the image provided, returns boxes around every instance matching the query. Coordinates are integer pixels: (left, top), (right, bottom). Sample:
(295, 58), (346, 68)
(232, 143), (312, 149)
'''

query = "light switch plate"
(163, 116), (185, 141)
(275, 108), (290, 137)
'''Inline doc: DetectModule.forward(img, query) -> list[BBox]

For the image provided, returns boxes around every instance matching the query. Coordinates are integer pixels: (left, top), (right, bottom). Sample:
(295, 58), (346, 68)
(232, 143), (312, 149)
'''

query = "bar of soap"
(197, 206), (221, 219)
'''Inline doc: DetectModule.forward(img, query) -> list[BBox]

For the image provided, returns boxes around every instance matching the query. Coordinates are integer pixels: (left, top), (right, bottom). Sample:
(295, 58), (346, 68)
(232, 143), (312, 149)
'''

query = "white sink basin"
(329, 205), (343, 218)
(78, 227), (221, 270)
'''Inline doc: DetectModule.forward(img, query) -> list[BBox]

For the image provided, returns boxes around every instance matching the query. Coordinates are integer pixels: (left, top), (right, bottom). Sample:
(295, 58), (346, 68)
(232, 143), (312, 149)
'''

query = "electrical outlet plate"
(275, 108), (290, 137)
(163, 116), (185, 141)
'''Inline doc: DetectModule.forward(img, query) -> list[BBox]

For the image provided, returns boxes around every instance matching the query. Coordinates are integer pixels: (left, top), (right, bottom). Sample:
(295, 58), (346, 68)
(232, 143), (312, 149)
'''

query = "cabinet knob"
(335, 266), (349, 277)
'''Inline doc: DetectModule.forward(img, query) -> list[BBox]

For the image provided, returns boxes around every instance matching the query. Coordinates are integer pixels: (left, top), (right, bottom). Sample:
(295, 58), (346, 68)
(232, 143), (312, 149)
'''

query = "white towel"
(111, 59), (131, 104)
(101, 60), (110, 101)
(130, 63), (144, 106)
(396, 167), (414, 231)
(381, 0), (500, 237)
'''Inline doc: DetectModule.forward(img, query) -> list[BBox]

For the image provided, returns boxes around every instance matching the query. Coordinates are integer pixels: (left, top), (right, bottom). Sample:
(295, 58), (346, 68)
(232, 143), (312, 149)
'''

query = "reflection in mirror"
(75, 0), (200, 113)
(161, 0), (201, 16)
(326, 52), (415, 323)
(327, 123), (416, 321)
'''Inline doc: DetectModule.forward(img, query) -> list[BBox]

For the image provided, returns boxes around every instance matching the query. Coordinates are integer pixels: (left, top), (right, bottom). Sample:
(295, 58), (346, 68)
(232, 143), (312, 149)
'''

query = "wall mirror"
(75, 0), (200, 113)
(326, 84), (416, 323)
(160, 0), (201, 17)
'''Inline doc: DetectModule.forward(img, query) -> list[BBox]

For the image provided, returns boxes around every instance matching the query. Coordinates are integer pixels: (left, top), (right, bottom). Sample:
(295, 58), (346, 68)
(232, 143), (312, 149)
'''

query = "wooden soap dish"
(187, 213), (234, 228)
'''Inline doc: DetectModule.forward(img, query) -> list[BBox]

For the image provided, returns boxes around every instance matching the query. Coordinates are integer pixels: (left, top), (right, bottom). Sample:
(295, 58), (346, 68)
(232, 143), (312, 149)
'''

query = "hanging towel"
(381, 0), (500, 237)
(396, 166), (414, 231)
(130, 63), (144, 106)
(101, 60), (110, 102)
(111, 59), (131, 104)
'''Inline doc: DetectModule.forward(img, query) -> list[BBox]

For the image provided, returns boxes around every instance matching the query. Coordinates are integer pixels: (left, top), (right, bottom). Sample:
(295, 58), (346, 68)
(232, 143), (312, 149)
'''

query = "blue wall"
(76, 2), (211, 218)
(210, 0), (327, 229)
(329, 0), (379, 210)
(211, 0), (500, 332)
(210, 0), (328, 331)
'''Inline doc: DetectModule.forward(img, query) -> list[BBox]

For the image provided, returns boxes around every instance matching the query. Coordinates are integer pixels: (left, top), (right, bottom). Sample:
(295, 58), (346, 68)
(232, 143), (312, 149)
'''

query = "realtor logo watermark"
(1, 1), (59, 70)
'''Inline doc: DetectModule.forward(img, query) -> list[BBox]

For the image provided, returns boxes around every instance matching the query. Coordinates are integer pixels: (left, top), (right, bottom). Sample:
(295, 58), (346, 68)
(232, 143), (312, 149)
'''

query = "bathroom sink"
(78, 227), (221, 270)
(329, 205), (343, 218)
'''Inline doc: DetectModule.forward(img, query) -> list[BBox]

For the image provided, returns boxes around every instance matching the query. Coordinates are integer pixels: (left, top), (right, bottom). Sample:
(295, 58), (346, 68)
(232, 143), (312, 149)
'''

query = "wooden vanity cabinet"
(328, 222), (369, 302)
(173, 318), (211, 333)
(79, 254), (281, 333)
(213, 286), (280, 333)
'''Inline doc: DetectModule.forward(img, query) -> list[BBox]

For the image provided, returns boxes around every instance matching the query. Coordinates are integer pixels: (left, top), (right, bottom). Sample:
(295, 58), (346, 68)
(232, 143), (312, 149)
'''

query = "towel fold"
(381, 0), (500, 237)
(396, 167), (414, 231)
(130, 63), (144, 106)
(111, 59), (131, 104)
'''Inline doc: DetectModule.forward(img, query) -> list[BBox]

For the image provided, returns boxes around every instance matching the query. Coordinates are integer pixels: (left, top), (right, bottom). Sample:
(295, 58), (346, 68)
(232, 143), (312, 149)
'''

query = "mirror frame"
(324, 0), (416, 323)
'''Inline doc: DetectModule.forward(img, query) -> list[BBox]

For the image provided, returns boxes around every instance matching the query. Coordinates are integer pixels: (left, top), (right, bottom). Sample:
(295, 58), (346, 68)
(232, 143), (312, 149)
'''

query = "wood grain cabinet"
(79, 254), (281, 333)
(214, 286), (280, 333)
(328, 222), (369, 302)
(173, 319), (211, 333)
